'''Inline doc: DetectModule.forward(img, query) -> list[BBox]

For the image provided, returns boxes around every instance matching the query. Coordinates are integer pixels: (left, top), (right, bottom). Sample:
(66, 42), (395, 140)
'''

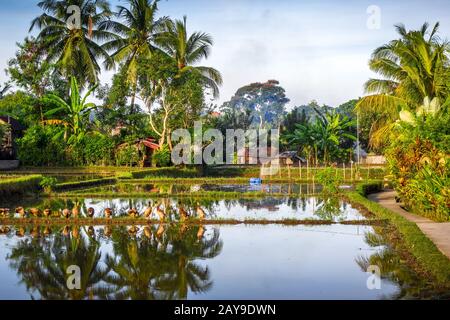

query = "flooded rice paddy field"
(71, 183), (328, 195)
(0, 182), (446, 300)
(0, 196), (364, 222)
(0, 223), (439, 300)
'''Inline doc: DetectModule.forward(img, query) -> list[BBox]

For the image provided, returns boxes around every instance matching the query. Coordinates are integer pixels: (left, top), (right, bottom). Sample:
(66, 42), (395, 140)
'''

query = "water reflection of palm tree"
(356, 227), (435, 299)
(155, 226), (223, 300)
(102, 225), (223, 300)
(7, 229), (111, 300)
(103, 227), (167, 300)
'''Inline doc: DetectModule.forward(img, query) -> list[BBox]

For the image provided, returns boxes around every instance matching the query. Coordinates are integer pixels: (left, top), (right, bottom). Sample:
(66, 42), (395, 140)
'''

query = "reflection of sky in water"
(0, 197), (364, 221)
(0, 225), (402, 300)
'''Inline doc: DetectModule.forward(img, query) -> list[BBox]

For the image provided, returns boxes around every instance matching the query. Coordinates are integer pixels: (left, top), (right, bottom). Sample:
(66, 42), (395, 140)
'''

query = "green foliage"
(6, 37), (65, 99)
(69, 132), (115, 166)
(17, 124), (115, 167)
(357, 22), (450, 149)
(220, 80), (289, 129)
(315, 167), (343, 193)
(53, 177), (117, 192)
(40, 176), (58, 192)
(355, 181), (383, 196)
(157, 16), (223, 98)
(0, 91), (37, 126)
(42, 77), (99, 139)
(17, 125), (67, 166)
(115, 142), (140, 167)
(0, 122), (8, 142)
(30, 0), (114, 86)
(386, 99), (450, 221)
(285, 109), (356, 164)
(152, 145), (172, 167)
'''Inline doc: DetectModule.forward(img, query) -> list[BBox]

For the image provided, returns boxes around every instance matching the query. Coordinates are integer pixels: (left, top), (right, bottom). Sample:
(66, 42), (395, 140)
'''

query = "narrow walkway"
(368, 190), (450, 260)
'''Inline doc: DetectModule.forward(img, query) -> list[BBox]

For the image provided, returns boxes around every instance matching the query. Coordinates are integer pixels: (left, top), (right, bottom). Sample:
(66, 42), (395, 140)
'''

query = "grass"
(346, 181), (450, 284)
(0, 216), (387, 227)
(52, 178), (118, 192)
(51, 190), (324, 199)
(0, 175), (42, 198)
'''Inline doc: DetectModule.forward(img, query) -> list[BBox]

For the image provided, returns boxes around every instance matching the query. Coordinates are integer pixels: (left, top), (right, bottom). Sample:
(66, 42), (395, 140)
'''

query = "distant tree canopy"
(220, 80), (290, 129)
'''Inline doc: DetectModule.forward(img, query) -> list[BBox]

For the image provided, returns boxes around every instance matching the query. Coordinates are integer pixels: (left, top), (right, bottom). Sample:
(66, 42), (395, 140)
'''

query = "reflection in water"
(73, 183), (325, 195)
(0, 196), (363, 222)
(0, 223), (447, 299)
(7, 226), (109, 299)
(4, 224), (222, 300)
(356, 227), (450, 299)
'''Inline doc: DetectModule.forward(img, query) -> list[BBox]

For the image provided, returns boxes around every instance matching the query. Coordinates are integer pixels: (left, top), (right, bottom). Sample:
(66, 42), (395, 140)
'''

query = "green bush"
(315, 167), (343, 193)
(70, 133), (115, 166)
(356, 181), (383, 196)
(17, 125), (116, 167)
(39, 176), (58, 192)
(17, 125), (67, 166)
(152, 145), (171, 167)
(115, 143), (140, 167)
(386, 107), (450, 221)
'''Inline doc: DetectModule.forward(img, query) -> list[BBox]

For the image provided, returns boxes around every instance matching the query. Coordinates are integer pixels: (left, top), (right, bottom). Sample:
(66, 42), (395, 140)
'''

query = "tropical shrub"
(316, 167), (343, 193)
(70, 133), (115, 166)
(39, 176), (58, 193)
(285, 109), (355, 165)
(152, 145), (172, 167)
(17, 124), (67, 166)
(386, 97), (450, 221)
(115, 143), (141, 167)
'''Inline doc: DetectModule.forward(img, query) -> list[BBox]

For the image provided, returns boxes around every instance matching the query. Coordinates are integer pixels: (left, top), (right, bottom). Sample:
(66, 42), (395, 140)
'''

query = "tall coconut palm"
(356, 22), (450, 148)
(157, 16), (223, 98)
(99, 0), (168, 110)
(30, 0), (116, 86)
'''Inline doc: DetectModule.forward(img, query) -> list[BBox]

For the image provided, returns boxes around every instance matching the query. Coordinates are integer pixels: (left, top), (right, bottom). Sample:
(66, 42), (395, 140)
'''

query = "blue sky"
(1, 0), (450, 109)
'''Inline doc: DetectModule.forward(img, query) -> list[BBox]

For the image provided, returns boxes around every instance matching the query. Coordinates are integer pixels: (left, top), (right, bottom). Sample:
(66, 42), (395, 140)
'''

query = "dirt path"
(368, 190), (450, 260)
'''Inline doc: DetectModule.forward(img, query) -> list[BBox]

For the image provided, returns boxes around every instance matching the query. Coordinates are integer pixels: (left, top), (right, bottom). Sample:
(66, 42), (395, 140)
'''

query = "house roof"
(0, 116), (26, 132)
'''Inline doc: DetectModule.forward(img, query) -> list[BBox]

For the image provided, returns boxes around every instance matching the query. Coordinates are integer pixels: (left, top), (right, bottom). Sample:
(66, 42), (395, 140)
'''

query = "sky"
(1, 0), (450, 110)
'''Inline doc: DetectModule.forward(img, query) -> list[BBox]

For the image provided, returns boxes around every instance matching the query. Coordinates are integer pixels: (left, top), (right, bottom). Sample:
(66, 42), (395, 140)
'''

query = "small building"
(237, 147), (305, 166)
(276, 151), (306, 166)
(0, 116), (25, 161)
(115, 137), (160, 167)
(363, 154), (387, 165)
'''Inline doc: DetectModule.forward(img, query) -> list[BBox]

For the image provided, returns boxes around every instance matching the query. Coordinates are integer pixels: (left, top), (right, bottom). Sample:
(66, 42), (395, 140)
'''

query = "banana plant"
(42, 77), (98, 142)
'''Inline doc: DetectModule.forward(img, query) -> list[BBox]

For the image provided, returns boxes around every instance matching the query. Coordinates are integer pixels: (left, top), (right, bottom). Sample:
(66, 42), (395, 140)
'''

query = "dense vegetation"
(356, 23), (450, 221)
(0, 1), (448, 222)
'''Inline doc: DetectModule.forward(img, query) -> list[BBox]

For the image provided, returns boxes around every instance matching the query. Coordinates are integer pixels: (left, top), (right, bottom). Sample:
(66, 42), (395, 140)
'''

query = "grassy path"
(369, 190), (450, 260)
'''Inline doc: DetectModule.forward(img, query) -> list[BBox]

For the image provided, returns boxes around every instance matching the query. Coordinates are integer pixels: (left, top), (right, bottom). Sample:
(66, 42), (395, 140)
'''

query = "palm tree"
(99, 0), (168, 111)
(30, 0), (116, 86)
(7, 229), (112, 300)
(103, 226), (169, 299)
(42, 76), (98, 140)
(285, 109), (355, 165)
(154, 226), (223, 299)
(356, 22), (450, 148)
(157, 16), (223, 98)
